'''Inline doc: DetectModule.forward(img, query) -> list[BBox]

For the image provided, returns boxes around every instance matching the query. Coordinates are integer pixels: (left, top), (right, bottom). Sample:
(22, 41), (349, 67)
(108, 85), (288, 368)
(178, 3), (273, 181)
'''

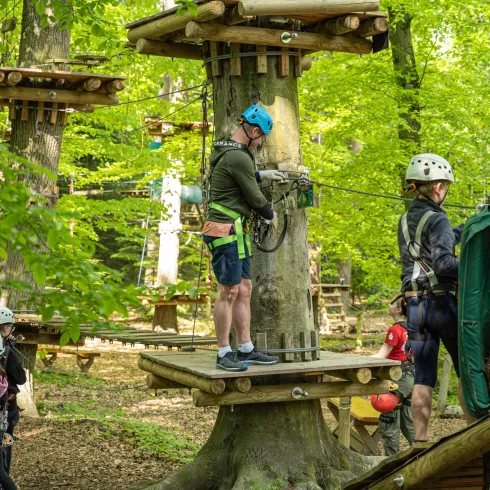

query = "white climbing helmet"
(0, 307), (14, 326)
(405, 153), (454, 183)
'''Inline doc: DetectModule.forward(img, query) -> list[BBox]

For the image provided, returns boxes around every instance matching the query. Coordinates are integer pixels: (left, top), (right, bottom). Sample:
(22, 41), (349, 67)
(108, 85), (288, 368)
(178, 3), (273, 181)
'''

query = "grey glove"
(264, 211), (278, 231)
(258, 170), (286, 182)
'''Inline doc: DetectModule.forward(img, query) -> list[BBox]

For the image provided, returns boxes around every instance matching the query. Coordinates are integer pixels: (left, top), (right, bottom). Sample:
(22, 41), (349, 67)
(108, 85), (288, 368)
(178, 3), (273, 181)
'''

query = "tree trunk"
(389, 7), (421, 150)
(137, 43), (377, 490)
(2, 1), (70, 309)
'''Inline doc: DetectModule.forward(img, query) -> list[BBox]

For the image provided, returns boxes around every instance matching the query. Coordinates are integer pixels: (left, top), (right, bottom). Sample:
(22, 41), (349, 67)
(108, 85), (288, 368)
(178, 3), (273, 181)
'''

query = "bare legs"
(213, 277), (252, 348)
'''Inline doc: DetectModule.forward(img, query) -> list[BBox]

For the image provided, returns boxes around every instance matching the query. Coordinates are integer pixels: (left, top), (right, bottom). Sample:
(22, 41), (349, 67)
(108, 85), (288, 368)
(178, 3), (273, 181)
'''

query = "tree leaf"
(32, 263), (47, 286)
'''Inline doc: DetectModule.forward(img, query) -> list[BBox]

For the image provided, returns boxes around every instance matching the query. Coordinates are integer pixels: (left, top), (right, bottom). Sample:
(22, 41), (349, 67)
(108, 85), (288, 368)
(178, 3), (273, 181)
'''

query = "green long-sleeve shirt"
(206, 140), (269, 224)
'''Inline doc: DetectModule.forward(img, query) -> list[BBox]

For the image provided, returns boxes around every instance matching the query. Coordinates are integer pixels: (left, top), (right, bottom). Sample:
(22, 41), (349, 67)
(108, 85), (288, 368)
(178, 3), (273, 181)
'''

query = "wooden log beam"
(127, 1), (226, 43)
(138, 357), (225, 395)
(327, 367), (372, 384)
(193, 379), (391, 407)
(146, 373), (188, 390)
(135, 39), (204, 60)
(102, 79), (126, 94)
(370, 365), (402, 381)
(0, 87), (119, 106)
(358, 17), (388, 37)
(0, 72), (5, 84)
(237, 0), (380, 17)
(307, 15), (360, 36)
(225, 377), (251, 393)
(301, 56), (313, 72)
(5, 71), (22, 87)
(82, 77), (101, 92)
(224, 6), (253, 25)
(184, 22), (373, 55)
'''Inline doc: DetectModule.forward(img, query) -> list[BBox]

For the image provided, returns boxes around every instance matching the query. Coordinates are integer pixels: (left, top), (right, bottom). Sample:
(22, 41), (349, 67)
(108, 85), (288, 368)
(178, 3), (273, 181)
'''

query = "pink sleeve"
(0, 376), (8, 398)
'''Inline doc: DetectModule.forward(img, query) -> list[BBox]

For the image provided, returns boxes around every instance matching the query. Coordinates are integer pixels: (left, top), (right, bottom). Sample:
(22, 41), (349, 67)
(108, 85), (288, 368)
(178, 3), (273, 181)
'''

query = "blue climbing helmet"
(240, 105), (273, 136)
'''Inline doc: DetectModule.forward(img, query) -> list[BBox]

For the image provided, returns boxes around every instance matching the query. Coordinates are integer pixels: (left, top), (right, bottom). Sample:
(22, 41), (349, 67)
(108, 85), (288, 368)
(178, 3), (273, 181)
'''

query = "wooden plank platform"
(0, 67), (125, 83)
(139, 350), (398, 379)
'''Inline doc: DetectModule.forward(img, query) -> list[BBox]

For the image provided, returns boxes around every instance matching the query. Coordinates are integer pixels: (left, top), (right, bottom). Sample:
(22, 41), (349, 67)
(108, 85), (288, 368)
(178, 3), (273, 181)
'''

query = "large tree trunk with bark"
(135, 42), (377, 490)
(2, 1), (70, 309)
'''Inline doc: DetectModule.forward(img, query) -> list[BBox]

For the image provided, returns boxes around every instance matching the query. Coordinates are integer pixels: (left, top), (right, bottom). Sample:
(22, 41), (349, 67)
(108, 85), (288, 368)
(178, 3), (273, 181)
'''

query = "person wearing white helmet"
(398, 153), (472, 443)
(0, 307), (25, 484)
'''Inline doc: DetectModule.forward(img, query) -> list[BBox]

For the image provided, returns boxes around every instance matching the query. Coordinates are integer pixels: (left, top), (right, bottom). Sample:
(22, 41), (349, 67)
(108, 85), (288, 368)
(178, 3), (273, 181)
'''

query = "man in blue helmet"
(202, 104), (285, 371)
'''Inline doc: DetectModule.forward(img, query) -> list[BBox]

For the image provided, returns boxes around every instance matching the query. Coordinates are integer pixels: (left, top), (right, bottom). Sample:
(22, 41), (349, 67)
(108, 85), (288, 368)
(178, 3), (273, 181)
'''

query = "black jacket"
(398, 198), (464, 292)
(3, 340), (27, 395)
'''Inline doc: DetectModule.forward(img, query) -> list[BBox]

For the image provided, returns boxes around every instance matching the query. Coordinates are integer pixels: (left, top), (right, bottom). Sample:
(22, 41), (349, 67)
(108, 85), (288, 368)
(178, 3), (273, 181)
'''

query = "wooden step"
(325, 303), (344, 308)
(328, 314), (346, 319)
(321, 293), (341, 298)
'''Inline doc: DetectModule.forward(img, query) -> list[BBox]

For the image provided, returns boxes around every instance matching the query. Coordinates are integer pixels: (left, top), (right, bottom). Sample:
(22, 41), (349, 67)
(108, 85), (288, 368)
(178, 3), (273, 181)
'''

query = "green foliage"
(176, 0), (198, 17)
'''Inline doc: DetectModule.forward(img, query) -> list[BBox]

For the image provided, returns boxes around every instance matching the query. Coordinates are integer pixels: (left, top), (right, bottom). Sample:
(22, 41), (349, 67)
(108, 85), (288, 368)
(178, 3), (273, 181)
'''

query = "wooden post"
(437, 353), (453, 415)
(358, 17), (389, 38)
(283, 332), (295, 362)
(0, 86), (119, 105)
(225, 377), (251, 393)
(307, 15), (360, 35)
(37, 101), (44, 122)
(20, 100), (29, 121)
(256, 45), (267, 74)
(310, 330), (320, 361)
(61, 103), (68, 126)
(127, 1), (226, 43)
(138, 357), (226, 395)
(8, 100), (16, 120)
(279, 48), (290, 77)
(210, 42), (221, 77)
(328, 368), (372, 384)
(237, 0), (380, 16)
(50, 103), (58, 124)
(256, 332), (267, 352)
(338, 396), (352, 448)
(370, 365), (402, 381)
(230, 43), (241, 76)
(300, 331), (312, 361)
(192, 380), (390, 407)
(146, 373), (188, 390)
(185, 22), (373, 54)
(136, 39), (204, 60)
(5, 71), (22, 87)
(82, 77), (102, 92)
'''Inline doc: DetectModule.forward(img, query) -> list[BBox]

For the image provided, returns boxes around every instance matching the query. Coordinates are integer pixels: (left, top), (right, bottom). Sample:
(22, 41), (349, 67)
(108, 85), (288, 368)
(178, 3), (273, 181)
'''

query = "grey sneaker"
(216, 352), (248, 371)
(236, 348), (279, 365)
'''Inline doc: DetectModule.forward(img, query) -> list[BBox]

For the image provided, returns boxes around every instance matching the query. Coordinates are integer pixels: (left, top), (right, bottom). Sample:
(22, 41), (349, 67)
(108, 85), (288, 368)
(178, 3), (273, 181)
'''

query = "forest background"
(0, 0), (488, 339)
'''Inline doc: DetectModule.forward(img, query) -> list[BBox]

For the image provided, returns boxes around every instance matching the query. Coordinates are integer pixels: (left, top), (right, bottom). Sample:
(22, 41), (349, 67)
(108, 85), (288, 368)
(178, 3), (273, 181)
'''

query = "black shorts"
(406, 292), (459, 388)
(203, 234), (251, 286)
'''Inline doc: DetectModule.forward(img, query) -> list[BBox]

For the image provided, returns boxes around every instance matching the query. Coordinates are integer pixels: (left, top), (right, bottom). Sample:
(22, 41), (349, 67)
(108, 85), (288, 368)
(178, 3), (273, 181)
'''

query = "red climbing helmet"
(370, 392), (401, 413)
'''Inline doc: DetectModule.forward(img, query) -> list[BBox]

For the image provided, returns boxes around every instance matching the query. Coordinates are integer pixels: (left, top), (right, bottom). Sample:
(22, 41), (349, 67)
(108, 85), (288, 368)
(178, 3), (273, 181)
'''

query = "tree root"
(129, 400), (382, 490)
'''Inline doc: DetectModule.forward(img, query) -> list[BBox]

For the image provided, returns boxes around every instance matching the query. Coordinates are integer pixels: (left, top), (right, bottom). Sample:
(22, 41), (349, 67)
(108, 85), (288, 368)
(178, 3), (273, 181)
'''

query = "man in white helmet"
(398, 154), (472, 443)
(0, 307), (26, 478)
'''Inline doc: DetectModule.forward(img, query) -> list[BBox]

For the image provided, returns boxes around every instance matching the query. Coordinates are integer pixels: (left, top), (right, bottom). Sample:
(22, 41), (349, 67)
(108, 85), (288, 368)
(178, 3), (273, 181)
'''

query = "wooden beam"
(283, 332), (295, 362)
(255, 333), (267, 352)
(101, 79), (126, 94)
(18, 332), (84, 345)
(230, 43), (241, 76)
(82, 77), (101, 92)
(338, 396), (352, 448)
(279, 47), (290, 77)
(138, 357), (225, 395)
(225, 377), (251, 393)
(368, 418), (490, 489)
(370, 365), (402, 381)
(135, 39), (204, 60)
(185, 22), (373, 54)
(193, 379), (391, 407)
(146, 373), (188, 390)
(256, 44), (267, 74)
(307, 15), (360, 35)
(0, 87), (119, 106)
(300, 331), (312, 361)
(301, 56), (313, 72)
(0, 72), (5, 84)
(20, 100), (29, 121)
(224, 6), (253, 25)
(358, 17), (389, 37)
(209, 41), (221, 77)
(311, 330), (320, 360)
(37, 101), (44, 122)
(5, 71), (22, 87)
(237, 0), (380, 17)
(50, 103), (59, 124)
(327, 367), (372, 384)
(127, 1), (226, 43)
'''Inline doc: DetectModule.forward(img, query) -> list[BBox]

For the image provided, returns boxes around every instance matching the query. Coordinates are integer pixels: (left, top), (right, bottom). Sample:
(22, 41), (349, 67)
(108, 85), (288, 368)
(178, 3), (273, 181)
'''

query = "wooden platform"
(140, 350), (398, 379)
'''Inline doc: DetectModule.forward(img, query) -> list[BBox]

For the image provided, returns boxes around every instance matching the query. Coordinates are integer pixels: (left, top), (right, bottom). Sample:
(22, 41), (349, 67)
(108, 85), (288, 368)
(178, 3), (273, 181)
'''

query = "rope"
(203, 50), (302, 66)
(35, 96), (202, 141)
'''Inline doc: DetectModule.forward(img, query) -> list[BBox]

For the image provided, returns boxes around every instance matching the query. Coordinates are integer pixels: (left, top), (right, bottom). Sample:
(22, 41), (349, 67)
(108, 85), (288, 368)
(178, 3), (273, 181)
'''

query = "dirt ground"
(9, 321), (466, 490)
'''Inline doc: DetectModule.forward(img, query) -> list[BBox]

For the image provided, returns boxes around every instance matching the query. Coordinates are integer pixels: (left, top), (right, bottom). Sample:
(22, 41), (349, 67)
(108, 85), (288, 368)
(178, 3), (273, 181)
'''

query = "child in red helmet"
(371, 296), (415, 455)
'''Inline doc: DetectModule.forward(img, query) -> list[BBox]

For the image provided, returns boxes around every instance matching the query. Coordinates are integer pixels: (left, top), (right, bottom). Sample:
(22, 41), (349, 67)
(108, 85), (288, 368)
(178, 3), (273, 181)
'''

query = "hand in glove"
(258, 170), (286, 182)
(264, 211), (278, 231)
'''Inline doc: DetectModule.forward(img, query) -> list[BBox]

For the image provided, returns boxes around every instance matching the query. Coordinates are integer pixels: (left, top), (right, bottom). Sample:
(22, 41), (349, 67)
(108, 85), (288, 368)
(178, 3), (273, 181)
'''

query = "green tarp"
(458, 207), (490, 419)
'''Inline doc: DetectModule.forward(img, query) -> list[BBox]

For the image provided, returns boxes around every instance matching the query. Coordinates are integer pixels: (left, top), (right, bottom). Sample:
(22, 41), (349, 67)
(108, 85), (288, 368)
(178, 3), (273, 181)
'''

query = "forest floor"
(10, 314), (465, 490)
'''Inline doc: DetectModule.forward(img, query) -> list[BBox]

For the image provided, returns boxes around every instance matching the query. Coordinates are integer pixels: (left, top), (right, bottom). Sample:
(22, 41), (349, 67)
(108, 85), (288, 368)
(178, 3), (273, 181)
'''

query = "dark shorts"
(203, 233), (251, 286)
(406, 292), (459, 388)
